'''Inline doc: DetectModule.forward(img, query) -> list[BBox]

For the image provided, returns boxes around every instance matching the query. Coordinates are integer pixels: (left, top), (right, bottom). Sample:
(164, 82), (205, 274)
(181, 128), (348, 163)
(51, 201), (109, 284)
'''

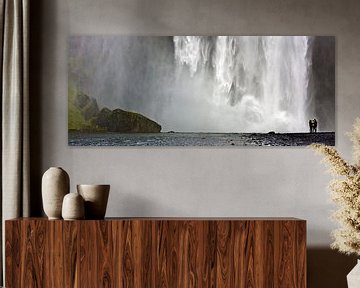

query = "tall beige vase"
(42, 167), (70, 219)
(77, 184), (110, 219)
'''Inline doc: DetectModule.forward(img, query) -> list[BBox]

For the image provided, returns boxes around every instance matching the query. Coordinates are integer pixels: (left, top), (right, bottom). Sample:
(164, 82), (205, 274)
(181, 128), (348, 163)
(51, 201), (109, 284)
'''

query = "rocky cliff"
(96, 108), (161, 133)
(69, 89), (161, 133)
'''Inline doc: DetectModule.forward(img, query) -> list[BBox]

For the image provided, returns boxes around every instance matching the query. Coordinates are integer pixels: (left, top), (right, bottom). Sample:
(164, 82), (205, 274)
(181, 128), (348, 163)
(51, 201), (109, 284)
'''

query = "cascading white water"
(173, 36), (311, 133)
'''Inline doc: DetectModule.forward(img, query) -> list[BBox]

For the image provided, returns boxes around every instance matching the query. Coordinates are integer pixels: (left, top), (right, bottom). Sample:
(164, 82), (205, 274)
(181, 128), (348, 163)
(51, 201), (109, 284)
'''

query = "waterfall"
(173, 36), (312, 132)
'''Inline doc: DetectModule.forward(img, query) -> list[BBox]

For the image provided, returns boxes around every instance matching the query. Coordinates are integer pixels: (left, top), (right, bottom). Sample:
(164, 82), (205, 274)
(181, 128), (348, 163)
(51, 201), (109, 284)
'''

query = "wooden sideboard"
(5, 218), (306, 287)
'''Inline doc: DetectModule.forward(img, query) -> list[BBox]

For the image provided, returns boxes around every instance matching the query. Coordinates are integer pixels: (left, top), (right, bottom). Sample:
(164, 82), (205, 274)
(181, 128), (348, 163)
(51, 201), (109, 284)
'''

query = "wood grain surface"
(5, 218), (306, 287)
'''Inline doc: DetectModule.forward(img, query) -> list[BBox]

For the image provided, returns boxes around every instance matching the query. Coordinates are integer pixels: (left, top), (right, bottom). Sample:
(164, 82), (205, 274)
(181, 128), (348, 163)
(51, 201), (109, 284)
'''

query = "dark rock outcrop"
(96, 108), (161, 133)
(96, 108), (112, 129)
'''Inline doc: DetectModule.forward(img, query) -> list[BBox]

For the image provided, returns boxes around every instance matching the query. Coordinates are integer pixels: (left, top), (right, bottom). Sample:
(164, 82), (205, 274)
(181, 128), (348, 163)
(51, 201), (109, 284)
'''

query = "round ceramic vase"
(42, 167), (70, 219)
(62, 192), (85, 220)
(77, 184), (110, 219)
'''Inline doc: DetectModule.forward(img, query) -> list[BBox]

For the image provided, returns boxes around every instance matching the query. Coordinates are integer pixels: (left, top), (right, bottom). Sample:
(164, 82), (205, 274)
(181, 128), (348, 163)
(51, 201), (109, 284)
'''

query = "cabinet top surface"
(6, 217), (306, 222)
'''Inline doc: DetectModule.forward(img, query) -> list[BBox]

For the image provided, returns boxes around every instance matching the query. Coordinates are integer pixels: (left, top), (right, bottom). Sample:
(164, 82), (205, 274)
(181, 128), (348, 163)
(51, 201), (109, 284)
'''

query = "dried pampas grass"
(311, 118), (360, 256)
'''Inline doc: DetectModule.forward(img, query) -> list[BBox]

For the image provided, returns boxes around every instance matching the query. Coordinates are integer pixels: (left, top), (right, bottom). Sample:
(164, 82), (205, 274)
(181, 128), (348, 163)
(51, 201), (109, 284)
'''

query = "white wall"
(37, 0), (360, 247)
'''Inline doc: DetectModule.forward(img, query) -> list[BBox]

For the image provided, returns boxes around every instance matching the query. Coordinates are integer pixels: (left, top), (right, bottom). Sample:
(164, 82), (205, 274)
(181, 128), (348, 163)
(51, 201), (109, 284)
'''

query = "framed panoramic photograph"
(68, 36), (335, 146)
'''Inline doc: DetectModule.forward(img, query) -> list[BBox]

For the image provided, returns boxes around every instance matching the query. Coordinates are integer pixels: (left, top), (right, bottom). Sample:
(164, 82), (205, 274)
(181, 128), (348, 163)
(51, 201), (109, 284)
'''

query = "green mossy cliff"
(68, 88), (161, 133)
(68, 87), (96, 131)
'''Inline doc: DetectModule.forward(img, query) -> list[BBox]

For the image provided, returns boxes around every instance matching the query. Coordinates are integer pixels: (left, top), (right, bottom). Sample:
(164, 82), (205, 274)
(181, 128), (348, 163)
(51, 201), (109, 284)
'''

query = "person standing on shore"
(309, 118), (318, 133)
(313, 118), (317, 132)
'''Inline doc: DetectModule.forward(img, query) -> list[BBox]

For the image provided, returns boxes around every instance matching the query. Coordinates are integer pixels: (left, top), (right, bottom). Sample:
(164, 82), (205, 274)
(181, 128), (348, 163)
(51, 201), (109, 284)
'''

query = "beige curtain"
(0, 0), (30, 284)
